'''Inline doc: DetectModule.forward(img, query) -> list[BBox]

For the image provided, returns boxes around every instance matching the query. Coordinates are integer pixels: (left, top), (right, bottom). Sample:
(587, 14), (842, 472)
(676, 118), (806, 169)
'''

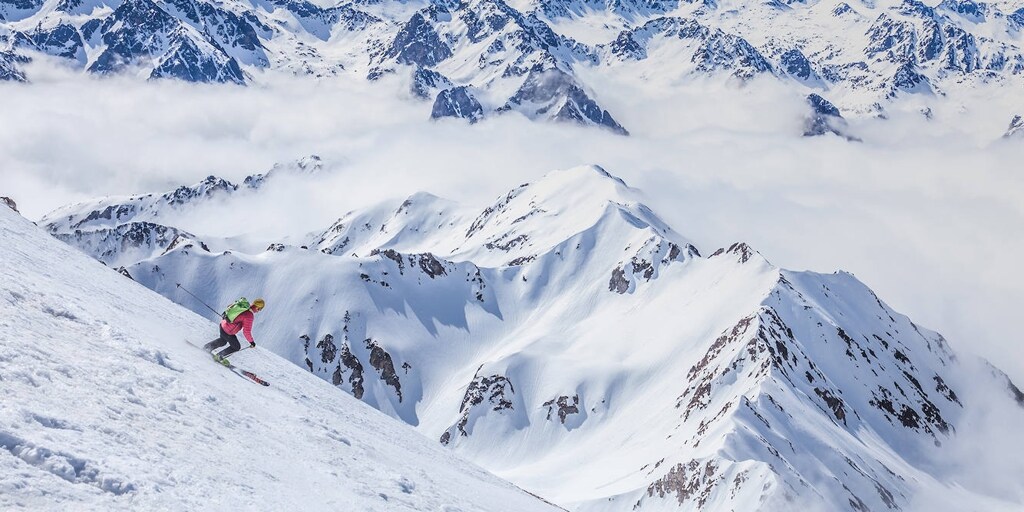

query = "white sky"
(2, 61), (1022, 384)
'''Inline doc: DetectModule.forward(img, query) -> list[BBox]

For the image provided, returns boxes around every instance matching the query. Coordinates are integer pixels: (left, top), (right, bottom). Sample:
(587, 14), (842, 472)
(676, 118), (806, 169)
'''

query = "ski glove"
(249, 341), (256, 348)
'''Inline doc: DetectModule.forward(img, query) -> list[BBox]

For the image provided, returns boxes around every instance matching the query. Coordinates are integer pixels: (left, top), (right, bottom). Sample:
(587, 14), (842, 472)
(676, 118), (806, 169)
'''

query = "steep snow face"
(40, 162), (1024, 511)
(0, 204), (565, 511)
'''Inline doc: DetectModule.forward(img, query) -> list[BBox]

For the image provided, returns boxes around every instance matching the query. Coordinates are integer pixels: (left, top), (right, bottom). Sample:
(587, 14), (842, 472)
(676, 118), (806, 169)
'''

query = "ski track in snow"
(0, 206), (562, 512)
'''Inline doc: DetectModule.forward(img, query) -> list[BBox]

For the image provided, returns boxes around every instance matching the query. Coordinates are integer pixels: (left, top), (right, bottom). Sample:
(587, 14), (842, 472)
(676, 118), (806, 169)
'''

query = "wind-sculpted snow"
(0, 205), (567, 512)
(41, 161), (1024, 511)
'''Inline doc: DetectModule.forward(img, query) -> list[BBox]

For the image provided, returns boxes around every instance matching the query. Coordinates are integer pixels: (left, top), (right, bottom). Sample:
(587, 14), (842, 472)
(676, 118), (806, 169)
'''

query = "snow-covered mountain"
(40, 159), (1024, 511)
(40, 155), (323, 267)
(0, 192), (565, 511)
(2, 0), (1022, 131)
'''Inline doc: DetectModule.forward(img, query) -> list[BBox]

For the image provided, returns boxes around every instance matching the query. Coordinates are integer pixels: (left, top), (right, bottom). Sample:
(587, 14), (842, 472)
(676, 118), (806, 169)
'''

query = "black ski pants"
(204, 326), (241, 358)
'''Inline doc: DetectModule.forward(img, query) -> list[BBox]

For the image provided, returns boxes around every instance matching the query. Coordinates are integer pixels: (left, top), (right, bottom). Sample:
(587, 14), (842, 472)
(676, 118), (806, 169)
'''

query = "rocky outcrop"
(431, 86), (485, 123)
(1003, 114), (1023, 139)
(609, 239), (693, 294)
(381, 12), (452, 68)
(1, 196), (17, 213)
(0, 49), (26, 81)
(803, 94), (859, 141)
(500, 67), (628, 135)
(411, 66), (453, 99)
(87, 0), (245, 83)
(365, 338), (402, 402)
(441, 371), (516, 445)
(543, 394), (580, 424)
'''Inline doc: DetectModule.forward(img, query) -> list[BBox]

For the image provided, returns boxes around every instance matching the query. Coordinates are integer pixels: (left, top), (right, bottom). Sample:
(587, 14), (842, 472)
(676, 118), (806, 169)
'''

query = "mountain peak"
(451, 164), (691, 265)
(709, 242), (769, 266)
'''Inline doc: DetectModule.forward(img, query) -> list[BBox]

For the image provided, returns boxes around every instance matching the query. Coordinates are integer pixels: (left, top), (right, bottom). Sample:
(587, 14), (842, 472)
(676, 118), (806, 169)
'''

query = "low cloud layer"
(1, 60), (1022, 393)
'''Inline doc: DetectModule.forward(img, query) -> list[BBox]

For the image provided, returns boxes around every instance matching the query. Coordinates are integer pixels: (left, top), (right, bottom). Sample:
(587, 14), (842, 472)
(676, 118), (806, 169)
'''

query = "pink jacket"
(221, 310), (256, 344)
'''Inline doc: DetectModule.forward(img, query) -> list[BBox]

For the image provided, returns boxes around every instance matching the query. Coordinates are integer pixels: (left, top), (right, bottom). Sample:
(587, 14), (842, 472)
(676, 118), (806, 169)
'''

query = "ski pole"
(175, 283), (221, 319)
(224, 345), (253, 360)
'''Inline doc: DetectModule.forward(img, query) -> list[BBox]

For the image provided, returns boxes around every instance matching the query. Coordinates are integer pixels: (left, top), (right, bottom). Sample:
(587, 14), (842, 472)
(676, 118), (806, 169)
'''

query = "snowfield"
(0, 204), (564, 512)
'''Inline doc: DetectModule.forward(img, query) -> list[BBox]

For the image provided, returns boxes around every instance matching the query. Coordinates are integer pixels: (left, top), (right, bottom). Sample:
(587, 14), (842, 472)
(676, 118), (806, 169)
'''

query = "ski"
(233, 367), (270, 386)
(185, 340), (270, 387)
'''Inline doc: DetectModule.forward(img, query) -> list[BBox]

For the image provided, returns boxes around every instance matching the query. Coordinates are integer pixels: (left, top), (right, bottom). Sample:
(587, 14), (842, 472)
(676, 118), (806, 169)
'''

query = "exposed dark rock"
(0, 50), (26, 81)
(605, 17), (772, 80)
(0, 0), (44, 20)
(691, 31), (772, 80)
(865, 14), (916, 64)
(1003, 115), (1023, 139)
(939, 0), (986, 20)
(814, 387), (848, 424)
(150, 35), (246, 84)
(1009, 379), (1024, 406)
(543, 394), (580, 424)
(485, 233), (528, 251)
(709, 242), (758, 264)
(538, 0), (680, 20)
(804, 94), (859, 141)
(339, 343), (364, 398)
(114, 266), (134, 280)
(889, 62), (931, 95)
(1010, 8), (1024, 30)
(780, 48), (813, 80)
(382, 12), (452, 67)
(609, 267), (629, 293)
(366, 338), (402, 401)
(370, 248), (405, 272)
(647, 459), (718, 508)
(317, 333), (337, 365)
(1, 196), (17, 212)
(413, 253), (447, 278)
(301, 334), (314, 371)
(411, 66), (453, 99)
(678, 315), (756, 418)
(430, 86), (484, 123)
(30, 23), (84, 62)
(832, 2), (857, 16)
(500, 67), (628, 135)
(933, 375), (960, 405)
(87, 0), (245, 84)
(442, 371), (516, 445)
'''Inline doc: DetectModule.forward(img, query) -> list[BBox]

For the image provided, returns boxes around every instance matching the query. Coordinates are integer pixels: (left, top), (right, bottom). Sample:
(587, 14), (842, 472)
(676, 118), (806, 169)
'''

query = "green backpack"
(223, 297), (251, 322)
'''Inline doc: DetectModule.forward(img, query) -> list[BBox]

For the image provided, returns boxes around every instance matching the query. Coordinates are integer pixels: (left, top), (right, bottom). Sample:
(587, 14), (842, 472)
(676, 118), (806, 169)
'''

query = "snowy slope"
(0, 204), (565, 511)
(40, 162), (1024, 511)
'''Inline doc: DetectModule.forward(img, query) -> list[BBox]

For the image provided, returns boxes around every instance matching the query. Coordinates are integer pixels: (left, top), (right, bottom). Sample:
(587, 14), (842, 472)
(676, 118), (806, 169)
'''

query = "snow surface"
(0, 204), (564, 512)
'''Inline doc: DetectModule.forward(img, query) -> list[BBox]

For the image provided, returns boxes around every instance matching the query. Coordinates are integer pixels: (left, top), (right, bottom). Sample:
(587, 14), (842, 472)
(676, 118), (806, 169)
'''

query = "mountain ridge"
(3, 0), (1022, 132)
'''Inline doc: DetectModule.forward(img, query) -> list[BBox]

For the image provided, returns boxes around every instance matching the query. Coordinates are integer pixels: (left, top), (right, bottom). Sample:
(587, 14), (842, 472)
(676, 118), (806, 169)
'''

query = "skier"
(204, 298), (265, 364)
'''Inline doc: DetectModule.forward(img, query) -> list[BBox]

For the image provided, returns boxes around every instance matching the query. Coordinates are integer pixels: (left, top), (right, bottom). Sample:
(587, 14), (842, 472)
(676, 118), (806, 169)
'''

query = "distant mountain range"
(40, 156), (1024, 511)
(2, 0), (1022, 133)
